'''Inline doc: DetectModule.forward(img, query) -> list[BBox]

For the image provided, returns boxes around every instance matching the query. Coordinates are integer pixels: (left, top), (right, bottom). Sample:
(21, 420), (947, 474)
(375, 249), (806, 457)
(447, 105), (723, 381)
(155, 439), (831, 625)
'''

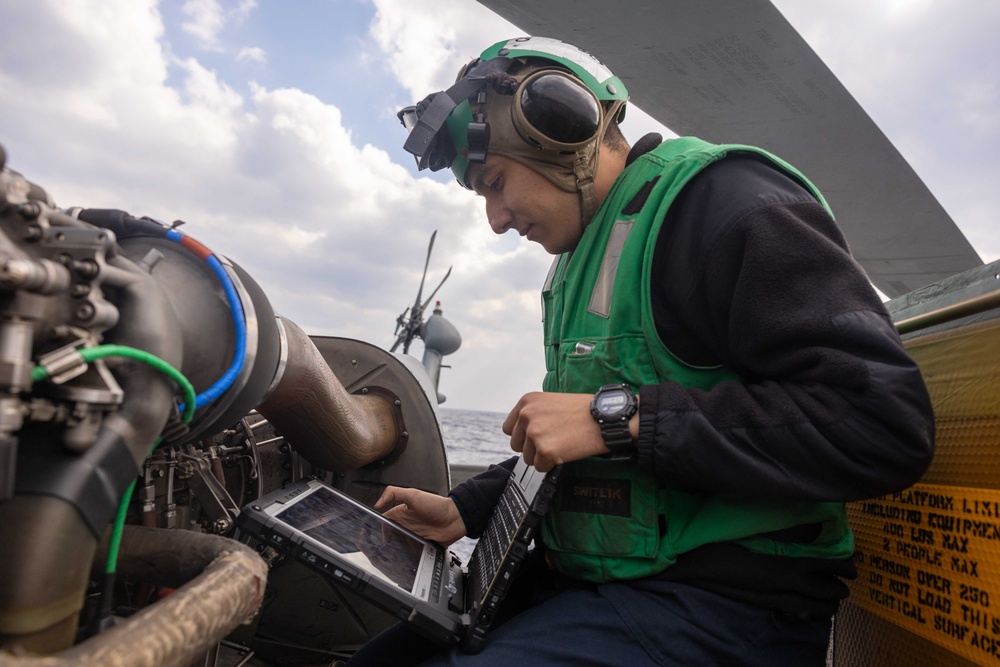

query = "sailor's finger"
(375, 485), (404, 510)
(508, 413), (528, 453)
(502, 397), (524, 436)
(521, 436), (536, 467)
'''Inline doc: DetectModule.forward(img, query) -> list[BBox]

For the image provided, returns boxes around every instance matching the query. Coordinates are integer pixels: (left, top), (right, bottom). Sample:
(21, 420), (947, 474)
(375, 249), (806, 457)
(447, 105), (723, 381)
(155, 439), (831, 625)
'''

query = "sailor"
(350, 36), (935, 665)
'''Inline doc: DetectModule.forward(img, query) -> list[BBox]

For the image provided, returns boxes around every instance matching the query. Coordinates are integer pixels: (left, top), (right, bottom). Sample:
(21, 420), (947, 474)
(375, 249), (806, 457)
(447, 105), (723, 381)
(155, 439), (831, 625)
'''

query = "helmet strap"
(574, 152), (599, 226)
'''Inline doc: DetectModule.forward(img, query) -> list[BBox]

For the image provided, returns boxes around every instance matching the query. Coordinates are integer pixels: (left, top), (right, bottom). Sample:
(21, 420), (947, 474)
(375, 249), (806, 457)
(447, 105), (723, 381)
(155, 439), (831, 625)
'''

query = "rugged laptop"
(237, 457), (561, 653)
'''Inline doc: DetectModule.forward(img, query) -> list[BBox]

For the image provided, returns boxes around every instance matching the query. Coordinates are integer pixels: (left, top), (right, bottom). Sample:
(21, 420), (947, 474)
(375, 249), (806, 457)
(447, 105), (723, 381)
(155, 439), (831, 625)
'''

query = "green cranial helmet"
(398, 36), (628, 223)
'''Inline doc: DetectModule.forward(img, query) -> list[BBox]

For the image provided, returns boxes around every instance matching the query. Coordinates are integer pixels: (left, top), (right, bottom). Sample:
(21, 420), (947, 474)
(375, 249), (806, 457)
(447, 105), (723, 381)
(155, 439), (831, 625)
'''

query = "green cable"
(31, 344), (196, 423)
(105, 479), (138, 574)
(31, 344), (197, 575)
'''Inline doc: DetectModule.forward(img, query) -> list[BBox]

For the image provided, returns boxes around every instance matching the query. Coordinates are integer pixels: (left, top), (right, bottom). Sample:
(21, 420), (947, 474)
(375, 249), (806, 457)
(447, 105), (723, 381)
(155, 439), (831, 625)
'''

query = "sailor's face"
(468, 155), (582, 255)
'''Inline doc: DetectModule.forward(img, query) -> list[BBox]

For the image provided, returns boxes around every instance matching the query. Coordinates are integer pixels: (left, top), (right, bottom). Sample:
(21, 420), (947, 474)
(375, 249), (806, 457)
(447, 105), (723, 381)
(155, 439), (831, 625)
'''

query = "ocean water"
(438, 407), (512, 465)
(437, 407), (512, 561)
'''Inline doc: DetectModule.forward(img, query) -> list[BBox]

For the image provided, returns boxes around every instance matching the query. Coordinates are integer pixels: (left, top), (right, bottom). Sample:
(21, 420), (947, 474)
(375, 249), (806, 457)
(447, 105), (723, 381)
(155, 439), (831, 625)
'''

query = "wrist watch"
(590, 383), (638, 460)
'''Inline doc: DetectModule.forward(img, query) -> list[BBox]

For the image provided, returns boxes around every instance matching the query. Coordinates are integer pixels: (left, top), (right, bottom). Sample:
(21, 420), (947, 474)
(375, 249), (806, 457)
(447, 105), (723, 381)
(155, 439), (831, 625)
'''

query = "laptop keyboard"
(472, 487), (528, 594)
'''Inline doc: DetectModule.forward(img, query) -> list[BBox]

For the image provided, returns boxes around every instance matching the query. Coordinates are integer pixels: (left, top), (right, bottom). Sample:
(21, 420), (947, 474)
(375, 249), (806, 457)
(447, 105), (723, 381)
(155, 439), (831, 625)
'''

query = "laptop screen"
(275, 485), (426, 592)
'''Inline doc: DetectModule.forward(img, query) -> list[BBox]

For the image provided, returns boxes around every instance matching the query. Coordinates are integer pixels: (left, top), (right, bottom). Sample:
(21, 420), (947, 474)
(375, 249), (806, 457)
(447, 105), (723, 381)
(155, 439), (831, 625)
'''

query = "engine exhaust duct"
(0, 526), (267, 667)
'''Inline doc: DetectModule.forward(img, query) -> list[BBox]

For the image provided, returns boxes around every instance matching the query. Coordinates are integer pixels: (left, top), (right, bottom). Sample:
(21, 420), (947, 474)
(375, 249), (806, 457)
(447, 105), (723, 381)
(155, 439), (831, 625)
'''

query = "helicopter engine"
(0, 144), (451, 666)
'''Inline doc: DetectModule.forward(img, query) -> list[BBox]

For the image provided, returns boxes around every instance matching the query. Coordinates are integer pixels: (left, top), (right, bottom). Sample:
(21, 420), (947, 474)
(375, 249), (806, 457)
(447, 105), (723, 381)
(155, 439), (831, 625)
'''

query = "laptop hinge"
(447, 564), (466, 613)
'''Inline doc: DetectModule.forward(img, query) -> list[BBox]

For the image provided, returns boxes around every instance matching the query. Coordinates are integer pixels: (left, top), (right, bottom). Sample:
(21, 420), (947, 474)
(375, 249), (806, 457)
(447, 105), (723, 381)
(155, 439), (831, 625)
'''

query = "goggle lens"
(518, 72), (601, 148)
(397, 106), (419, 133)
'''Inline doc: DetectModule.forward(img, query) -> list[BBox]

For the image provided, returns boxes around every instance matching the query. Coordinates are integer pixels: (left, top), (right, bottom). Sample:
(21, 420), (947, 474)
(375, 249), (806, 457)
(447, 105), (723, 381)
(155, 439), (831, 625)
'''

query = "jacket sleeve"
(448, 455), (518, 538)
(637, 155), (934, 502)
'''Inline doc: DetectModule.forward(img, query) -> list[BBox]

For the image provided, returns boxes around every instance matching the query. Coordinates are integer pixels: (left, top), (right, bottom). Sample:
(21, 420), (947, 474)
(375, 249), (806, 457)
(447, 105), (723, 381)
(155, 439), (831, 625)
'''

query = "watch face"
(596, 390), (627, 416)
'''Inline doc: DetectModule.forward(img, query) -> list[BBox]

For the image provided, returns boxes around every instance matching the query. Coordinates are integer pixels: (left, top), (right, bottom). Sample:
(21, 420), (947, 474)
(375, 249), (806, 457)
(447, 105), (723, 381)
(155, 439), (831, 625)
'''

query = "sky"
(0, 0), (997, 414)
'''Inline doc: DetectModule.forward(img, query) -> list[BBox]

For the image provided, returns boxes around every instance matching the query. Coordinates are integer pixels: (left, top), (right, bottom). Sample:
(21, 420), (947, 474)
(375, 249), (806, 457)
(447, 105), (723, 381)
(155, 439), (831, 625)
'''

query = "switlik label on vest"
(559, 477), (631, 517)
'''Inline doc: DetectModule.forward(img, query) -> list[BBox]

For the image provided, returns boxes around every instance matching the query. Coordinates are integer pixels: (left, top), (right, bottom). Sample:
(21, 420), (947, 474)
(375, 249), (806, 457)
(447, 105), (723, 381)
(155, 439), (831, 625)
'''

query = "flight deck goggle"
(398, 58), (603, 179)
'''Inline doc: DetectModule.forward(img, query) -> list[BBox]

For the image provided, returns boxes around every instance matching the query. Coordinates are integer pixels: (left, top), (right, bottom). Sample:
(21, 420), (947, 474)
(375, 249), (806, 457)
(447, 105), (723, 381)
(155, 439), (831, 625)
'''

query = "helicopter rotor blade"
(412, 230), (437, 312)
(393, 306), (410, 336)
(390, 231), (448, 356)
(420, 266), (452, 312)
(389, 329), (408, 353)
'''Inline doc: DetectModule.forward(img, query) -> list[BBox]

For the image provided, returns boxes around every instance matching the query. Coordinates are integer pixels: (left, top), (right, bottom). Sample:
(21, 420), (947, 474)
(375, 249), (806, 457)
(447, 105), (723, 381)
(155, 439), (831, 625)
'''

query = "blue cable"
(166, 229), (247, 410)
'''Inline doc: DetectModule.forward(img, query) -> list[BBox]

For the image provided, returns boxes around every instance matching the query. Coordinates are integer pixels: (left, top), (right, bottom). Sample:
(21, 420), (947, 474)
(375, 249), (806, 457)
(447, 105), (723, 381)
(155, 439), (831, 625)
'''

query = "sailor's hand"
(375, 486), (467, 546)
(504, 391), (637, 471)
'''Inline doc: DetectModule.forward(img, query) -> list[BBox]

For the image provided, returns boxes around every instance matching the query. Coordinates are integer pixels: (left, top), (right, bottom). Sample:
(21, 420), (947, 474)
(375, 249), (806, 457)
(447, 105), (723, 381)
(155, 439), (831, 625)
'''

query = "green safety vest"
(540, 137), (854, 583)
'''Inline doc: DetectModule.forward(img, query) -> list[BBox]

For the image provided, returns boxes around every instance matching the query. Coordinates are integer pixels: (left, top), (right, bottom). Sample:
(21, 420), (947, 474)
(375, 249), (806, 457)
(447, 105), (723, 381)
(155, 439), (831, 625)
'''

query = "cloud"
(233, 0), (257, 23)
(953, 80), (999, 136)
(181, 0), (225, 50)
(0, 8), (349, 294)
(181, 0), (260, 55)
(237, 46), (266, 63)
(370, 0), (519, 102)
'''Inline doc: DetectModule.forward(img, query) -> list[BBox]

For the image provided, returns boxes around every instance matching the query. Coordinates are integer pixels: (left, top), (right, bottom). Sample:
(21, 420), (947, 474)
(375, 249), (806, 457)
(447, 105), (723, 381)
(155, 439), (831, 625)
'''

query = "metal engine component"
(0, 146), (451, 665)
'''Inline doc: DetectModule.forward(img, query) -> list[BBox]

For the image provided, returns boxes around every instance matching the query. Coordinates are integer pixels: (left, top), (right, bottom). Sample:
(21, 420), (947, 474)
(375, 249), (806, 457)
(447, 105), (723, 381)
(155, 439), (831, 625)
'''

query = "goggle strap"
(402, 96), (450, 156)
(574, 153), (599, 227)
(465, 56), (517, 85)
(402, 58), (517, 167)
